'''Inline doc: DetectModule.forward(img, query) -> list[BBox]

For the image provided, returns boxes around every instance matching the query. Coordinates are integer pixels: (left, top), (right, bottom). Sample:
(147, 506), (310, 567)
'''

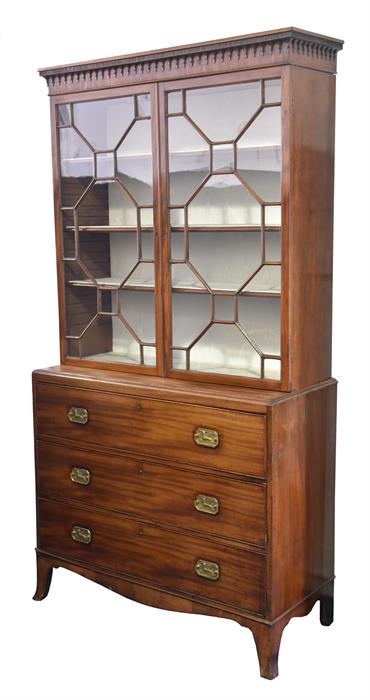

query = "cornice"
(39, 27), (344, 96)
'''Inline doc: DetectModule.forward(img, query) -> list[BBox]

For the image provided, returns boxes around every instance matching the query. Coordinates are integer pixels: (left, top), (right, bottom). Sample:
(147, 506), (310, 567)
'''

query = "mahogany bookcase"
(33, 27), (342, 679)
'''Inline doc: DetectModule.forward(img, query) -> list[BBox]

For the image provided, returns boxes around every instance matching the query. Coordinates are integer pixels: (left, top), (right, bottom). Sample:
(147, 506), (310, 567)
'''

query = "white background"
(0, 1), (369, 698)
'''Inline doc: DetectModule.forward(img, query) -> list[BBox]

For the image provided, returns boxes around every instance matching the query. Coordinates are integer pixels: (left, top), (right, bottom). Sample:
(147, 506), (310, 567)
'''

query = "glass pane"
(190, 324), (261, 377)
(59, 127), (94, 205)
(172, 349), (187, 369)
(264, 358), (281, 380)
(188, 230), (262, 291)
(214, 295), (236, 321)
(136, 94), (151, 117)
(57, 104), (71, 126)
(143, 346), (156, 366)
(171, 231), (185, 261)
(98, 289), (119, 313)
(77, 231), (111, 283)
(73, 96), (135, 150)
(264, 79), (281, 103)
(212, 144), (234, 172)
(124, 262), (155, 288)
(96, 152), (115, 179)
(75, 181), (137, 227)
(66, 338), (80, 358)
(186, 82), (261, 141)
(172, 293), (211, 347)
(72, 231), (156, 289)
(120, 290), (155, 343)
(237, 107), (281, 202)
(168, 116), (209, 204)
(80, 315), (140, 364)
(140, 208), (154, 227)
(170, 208), (185, 226)
(243, 265), (281, 293)
(188, 175), (261, 226)
(117, 121), (153, 205)
(62, 215), (76, 258)
(265, 230), (281, 262)
(238, 296), (281, 356)
(65, 286), (97, 337)
(81, 315), (114, 357)
(109, 231), (141, 284)
(64, 260), (93, 287)
(265, 205), (281, 226)
(168, 91), (183, 114)
(172, 263), (207, 290)
(141, 231), (154, 260)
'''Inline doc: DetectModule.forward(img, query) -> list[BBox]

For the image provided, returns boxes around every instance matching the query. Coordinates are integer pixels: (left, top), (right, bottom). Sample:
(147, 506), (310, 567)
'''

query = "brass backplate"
(70, 467), (91, 485)
(194, 494), (219, 516)
(194, 427), (219, 448)
(195, 559), (220, 581)
(71, 525), (92, 544)
(68, 406), (88, 425)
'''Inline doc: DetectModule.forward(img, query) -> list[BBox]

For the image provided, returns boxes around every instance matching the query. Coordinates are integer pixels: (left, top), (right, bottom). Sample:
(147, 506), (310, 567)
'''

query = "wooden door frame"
(158, 66), (289, 391)
(50, 82), (165, 376)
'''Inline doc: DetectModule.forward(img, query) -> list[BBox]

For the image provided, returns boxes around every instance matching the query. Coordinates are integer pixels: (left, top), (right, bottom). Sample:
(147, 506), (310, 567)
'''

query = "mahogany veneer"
(34, 27), (341, 680)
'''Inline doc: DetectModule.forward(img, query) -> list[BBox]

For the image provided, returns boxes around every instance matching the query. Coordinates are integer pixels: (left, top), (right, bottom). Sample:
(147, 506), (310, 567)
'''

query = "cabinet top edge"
(32, 366), (337, 413)
(38, 28), (344, 76)
(38, 28), (343, 96)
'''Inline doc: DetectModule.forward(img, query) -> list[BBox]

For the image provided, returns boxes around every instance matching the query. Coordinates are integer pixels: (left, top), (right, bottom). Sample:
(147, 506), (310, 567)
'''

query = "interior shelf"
(68, 277), (155, 290)
(170, 226), (281, 232)
(61, 144), (281, 164)
(65, 225), (280, 233)
(65, 226), (154, 233)
(83, 351), (141, 364)
(67, 277), (280, 295)
(172, 359), (280, 380)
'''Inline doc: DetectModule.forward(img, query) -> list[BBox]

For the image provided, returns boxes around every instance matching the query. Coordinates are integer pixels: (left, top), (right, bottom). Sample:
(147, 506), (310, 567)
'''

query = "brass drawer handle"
(68, 406), (88, 425)
(194, 494), (219, 516)
(194, 427), (219, 449)
(195, 559), (220, 581)
(71, 525), (92, 544)
(70, 467), (91, 485)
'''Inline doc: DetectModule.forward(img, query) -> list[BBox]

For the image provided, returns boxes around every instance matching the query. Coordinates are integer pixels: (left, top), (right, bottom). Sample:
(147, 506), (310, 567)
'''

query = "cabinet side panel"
(288, 67), (336, 389)
(269, 382), (336, 618)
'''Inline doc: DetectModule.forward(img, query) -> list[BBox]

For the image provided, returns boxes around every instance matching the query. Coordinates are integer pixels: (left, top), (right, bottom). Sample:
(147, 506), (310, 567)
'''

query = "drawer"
(38, 499), (266, 613)
(34, 382), (266, 477)
(37, 442), (266, 546)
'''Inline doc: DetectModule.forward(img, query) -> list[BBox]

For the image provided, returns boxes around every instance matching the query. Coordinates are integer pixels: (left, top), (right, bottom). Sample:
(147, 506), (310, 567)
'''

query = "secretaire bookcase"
(33, 27), (342, 679)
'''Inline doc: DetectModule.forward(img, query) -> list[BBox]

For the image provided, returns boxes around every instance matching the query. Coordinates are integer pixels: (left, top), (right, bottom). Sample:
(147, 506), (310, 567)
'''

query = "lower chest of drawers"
(34, 380), (268, 616)
(32, 371), (337, 680)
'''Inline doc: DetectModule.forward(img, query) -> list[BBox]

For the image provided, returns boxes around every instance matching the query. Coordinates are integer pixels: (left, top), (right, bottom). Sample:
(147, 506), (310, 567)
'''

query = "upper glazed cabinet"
(48, 28), (341, 391)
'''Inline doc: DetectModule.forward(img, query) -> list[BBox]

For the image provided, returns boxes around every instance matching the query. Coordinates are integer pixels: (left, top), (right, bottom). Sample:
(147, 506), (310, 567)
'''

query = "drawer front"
(38, 499), (266, 613)
(37, 442), (266, 546)
(34, 382), (266, 477)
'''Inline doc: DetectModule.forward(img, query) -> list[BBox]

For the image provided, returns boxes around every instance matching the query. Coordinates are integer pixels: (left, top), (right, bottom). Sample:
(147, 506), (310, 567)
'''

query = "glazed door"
(160, 70), (285, 388)
(55, 85), (162, 373)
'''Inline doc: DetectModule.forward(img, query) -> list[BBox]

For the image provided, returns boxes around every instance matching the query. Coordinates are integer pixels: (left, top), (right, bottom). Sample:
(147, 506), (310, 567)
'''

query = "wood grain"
(37, 498), (266, 613)
(286, 66), (336, 389)
(37, 441), (267, 547)
(267, 380), (337, 618)
(34, 381), (266, 477)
